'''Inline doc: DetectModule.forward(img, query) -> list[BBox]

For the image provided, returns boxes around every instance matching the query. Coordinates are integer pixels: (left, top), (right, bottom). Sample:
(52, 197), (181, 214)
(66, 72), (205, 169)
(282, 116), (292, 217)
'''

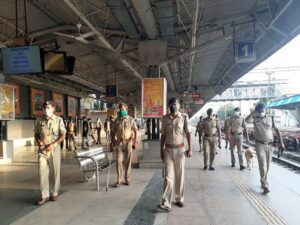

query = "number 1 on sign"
(242, 44), (249, 57)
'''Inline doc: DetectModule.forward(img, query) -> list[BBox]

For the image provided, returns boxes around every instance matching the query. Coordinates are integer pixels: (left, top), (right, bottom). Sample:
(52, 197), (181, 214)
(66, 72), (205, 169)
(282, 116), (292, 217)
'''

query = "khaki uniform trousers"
(203, 136), (217, 167)
(255, 142), (273, 188)
(68, 132), (76, 150)
(229, 135), (244, 166)
(197, 133), (203, 151)
(161, 147), (185, 208)
(116, 140), (133, 183)
(38, 147), (61, 198)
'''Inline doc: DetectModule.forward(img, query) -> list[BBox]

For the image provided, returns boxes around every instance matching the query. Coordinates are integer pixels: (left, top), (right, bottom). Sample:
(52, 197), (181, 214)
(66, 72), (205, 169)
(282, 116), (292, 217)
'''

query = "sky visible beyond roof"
(240, 34), (300, 95)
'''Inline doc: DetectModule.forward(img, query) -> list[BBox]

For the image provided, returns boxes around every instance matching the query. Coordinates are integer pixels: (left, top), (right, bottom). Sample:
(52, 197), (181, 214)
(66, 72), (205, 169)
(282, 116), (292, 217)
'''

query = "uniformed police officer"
(227, 107), (249, 170)
(34, 100), (66, 205)
(245, 103), (284, 194)
(224, 114), (231, 149)
(158, 98), (192, 211)
(195, 116), (203, 152)
(110, 103), (138, 187)
(199, 108), (221, 170)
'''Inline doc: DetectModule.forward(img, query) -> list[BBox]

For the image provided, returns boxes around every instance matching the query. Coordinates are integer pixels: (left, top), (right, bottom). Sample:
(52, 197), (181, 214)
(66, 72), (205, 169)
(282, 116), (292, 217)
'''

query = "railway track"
(242, 142), (300, 171)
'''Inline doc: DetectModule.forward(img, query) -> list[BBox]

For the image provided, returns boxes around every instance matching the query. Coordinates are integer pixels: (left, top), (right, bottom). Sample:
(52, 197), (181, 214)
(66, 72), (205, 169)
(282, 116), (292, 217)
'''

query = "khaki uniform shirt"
(252, 113), (273, 142)
(228, 116), (246, 134)
(68, 122), (76, 133)
(161, 112), (191, 146)
(112, 116), (137, 144)
(200, 117), (220, 136)
(34, 115), (66, 149)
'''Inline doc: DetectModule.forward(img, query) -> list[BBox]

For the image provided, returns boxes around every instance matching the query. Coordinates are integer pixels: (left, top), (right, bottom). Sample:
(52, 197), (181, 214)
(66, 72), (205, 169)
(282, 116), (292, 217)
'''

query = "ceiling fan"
(53, 22), (95, 44)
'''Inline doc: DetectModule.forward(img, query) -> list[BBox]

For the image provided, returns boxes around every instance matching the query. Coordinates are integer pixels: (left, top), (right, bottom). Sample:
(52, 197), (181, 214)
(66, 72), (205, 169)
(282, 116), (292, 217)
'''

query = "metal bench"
(74, 147), (114, 191)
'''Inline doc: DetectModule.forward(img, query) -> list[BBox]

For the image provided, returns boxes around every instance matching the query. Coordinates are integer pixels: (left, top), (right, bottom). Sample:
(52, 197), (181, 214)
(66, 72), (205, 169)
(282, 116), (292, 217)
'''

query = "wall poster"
(0, 84), (15, 120)
(68, 96), (76, 118)
(52, 92), (64, 116)
(142, 78), (167, 118)
(31, 88), (44, 117)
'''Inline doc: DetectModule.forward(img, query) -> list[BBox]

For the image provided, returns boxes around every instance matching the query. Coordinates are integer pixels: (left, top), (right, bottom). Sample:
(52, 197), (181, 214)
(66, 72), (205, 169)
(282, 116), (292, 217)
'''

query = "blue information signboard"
(235, 41), (256, 63)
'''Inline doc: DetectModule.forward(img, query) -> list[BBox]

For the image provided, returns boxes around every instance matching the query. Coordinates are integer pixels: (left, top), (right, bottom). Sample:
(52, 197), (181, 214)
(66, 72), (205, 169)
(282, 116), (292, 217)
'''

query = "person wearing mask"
(227, 107), (249, 170)
(34, 100), (66, 205)
(110, 103), (138, 187)
(199, 108), (221, 171)
(245, 103), (285, 194)
(195, 116), (203, 152)
(158, 98), (192, 211)
(82, 117), (89, 149)
(95, 118), (102, 144)
(67, 118), (77, 151)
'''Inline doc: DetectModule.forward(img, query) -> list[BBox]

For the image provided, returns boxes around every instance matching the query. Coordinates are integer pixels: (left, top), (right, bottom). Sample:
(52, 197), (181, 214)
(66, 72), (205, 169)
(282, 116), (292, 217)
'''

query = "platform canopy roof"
(1, 0), (300, 115)
(267, 94), (300, 110)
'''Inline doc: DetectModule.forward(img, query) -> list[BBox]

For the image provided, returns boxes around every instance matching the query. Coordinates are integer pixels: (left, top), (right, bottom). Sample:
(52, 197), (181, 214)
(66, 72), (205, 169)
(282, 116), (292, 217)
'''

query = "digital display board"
(1, 46), (43, 75)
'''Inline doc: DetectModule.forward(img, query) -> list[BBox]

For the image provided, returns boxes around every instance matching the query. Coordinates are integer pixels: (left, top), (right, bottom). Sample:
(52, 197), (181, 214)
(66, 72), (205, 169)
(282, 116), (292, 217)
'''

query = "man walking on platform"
(198, 108), (221, 171)
(158, 98), (192, 211)
(226, 107), (249, 170)
(82, 117), (89, 149)
(110, 103), (138, 187)
(95, 118), (102, 144)
(195, 116), (203, 152)
(67, 118), (77, 151)
(245, 103), (284, 194)
(34, 100), (66, 205)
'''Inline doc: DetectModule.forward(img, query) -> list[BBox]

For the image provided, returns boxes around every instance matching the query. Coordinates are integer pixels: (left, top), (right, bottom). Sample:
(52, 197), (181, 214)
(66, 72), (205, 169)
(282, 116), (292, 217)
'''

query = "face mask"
(260, 111), (266, 117)
(45, 108), (53, 118)
(234, 111), (240, 116)
(170, 105), (178, 114)
(120, 109), (127, 117)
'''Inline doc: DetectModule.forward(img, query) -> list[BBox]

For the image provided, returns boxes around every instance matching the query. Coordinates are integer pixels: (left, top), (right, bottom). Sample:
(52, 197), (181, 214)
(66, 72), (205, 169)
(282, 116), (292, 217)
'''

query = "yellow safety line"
(217, 158), (286, 225)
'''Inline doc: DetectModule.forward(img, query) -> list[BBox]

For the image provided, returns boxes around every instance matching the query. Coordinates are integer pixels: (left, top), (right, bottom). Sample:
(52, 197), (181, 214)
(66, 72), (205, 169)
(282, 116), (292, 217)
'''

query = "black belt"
(204, 133), (217, 137)
(256, 140), (273, 145)
(231, 132), (242, 135)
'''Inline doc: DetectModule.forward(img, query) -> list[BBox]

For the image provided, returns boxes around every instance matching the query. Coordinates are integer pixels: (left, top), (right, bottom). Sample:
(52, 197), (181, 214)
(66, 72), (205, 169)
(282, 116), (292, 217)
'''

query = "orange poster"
(0, 84), (15, 120)
(68, 96), (76, 117)
(31, 88), (44, 117)
(52, 92), (64, 116)
(142, 78), (167, 118)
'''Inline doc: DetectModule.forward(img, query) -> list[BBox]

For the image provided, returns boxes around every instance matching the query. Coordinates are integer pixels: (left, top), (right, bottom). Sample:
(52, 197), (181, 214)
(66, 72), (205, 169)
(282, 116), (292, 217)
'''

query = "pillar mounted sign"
(142, 78), (167, 118)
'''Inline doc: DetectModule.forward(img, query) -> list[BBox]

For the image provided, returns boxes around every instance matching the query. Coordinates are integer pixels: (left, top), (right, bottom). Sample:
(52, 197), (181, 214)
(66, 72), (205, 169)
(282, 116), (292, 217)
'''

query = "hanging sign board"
(235, 41), (256, 63)
(142, 78), (167, 118)
(106, 85), (117, 103)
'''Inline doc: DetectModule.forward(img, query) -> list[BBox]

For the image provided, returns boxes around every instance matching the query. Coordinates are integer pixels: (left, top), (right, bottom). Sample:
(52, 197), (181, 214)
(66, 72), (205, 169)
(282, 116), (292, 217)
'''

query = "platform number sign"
(235, 41), (256, 63)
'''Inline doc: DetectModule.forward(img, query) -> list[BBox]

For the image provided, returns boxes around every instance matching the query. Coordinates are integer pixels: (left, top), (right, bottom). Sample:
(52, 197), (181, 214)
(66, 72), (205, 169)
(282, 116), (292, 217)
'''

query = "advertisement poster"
(0, 84), (15, 120)
(31, 88), (44, 117)
(68, 96), (76, 117)
(142, 78), (167, 118)
(52, 92), (64, 116)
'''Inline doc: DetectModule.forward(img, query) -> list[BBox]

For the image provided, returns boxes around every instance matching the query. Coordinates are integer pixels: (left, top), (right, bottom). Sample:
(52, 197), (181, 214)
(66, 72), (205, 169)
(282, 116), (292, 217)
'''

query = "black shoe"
(263, 187), (270, 194)
(209, 166), (215, 171)
(240, 165), (246, 170)
(231, 163), (235, 167)
(225, 145), (228, 149)
(176, 202), (184, 208)
(203, 165), (207, 170)
(157, 204), (171, 212)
